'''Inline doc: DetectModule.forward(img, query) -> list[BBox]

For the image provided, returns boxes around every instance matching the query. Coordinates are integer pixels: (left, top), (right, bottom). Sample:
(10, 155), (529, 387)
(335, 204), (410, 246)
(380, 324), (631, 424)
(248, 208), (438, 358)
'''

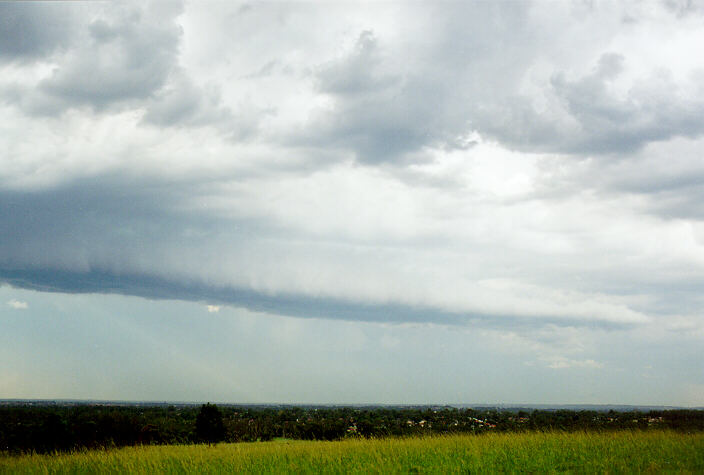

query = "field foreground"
(2, 431), (703, 473)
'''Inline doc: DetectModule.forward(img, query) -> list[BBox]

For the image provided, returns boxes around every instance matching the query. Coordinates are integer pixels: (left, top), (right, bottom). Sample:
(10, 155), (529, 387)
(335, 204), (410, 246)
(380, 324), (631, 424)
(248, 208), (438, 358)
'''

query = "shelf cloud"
(1, 0), (703, 337)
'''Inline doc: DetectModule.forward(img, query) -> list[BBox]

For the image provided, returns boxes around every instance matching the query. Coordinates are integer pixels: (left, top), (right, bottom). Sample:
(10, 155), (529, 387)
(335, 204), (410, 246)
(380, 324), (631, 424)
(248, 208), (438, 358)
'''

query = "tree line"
(1, 403), (703, 453)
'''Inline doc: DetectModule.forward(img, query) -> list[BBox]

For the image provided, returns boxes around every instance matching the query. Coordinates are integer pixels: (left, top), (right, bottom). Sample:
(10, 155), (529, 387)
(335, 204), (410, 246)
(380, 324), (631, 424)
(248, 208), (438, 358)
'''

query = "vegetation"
(2, 430), (703, 473)
(195, 403), (225, 445)
(1, 403), (703, 454)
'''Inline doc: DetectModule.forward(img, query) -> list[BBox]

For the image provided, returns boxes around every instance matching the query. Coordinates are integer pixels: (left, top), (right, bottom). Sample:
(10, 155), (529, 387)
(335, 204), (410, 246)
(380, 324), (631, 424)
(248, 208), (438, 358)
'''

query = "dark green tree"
(195, 403), (225, 445)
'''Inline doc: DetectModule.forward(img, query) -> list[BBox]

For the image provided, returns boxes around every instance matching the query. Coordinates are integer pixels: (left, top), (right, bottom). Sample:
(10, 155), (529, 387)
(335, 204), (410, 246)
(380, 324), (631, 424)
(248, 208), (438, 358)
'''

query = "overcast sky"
(1, 1), (703, 406)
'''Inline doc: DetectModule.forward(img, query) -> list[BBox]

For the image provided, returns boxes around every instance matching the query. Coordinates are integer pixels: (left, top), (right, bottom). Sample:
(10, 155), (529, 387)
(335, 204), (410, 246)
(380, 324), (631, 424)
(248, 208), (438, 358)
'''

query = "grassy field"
(2, 430), (703, 473)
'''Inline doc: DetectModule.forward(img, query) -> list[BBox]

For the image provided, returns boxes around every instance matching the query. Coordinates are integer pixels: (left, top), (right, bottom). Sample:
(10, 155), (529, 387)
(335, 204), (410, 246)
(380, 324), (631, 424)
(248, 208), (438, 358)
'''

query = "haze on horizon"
(1, 1), (703, 406)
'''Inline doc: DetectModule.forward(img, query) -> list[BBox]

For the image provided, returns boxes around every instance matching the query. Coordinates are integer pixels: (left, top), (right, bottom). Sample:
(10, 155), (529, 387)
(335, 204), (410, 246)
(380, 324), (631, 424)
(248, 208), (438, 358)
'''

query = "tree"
(195, 403), (225, 445)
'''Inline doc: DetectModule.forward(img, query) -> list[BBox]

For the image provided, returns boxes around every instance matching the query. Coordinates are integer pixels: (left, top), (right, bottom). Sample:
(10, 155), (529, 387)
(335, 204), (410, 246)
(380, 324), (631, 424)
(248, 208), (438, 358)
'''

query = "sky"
(1, 0), (703, 406)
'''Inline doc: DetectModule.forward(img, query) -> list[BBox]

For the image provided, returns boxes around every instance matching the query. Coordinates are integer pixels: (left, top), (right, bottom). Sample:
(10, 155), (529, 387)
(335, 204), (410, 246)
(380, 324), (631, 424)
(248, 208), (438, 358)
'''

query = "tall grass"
(2, 430), (703, 473)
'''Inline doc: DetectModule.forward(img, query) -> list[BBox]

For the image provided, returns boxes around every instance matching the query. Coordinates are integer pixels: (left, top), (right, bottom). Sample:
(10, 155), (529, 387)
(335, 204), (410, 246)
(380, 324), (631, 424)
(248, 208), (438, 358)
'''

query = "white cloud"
(7, 299), (28, 309)
(544, 357), (604, 370)
(206, 305), (220, 313)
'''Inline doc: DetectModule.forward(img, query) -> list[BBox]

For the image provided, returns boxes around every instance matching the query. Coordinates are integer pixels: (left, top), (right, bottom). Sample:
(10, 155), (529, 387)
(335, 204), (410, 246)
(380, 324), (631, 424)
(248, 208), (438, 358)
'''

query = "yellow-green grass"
(2, 431), (703, 473)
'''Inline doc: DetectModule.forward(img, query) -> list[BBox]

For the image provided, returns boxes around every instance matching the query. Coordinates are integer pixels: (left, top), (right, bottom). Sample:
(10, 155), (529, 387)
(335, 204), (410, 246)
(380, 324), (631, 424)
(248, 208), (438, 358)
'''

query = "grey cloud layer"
(4, 2), (703, 155)
(0, 172), (678, 328)
(1, 1), (704, 332)
(279, 2), (704, 165)
(1, 2), (242, 134)
(42, 4), (181, 109)
(0, 3), (79, 59)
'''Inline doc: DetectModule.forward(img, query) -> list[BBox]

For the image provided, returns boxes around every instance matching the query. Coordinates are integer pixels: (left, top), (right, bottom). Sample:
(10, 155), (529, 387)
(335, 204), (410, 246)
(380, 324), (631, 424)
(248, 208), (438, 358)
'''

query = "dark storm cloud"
(550, 55), (704, 154)
(302, 3), (704, 164)
(0, 178), (188, 271)
(37, 3), (182, 112)
(141, 71), (234, 128)
(6, 1), (701, 159)
(301, 3), (539, 163)
(141, 71), (263, 139)
(0, 2), (78, 60)
(0, 0), (701, 333)
(316, 31), (400, 96)
(0, 266), (455, 325)
(0, 181), (637, 330)
(533, 131), (704, 221)
(0, 267), (634, 331)
(308, 31), (468, 163)
(461, 51), (704, 156)
(0, 1), (244, 135)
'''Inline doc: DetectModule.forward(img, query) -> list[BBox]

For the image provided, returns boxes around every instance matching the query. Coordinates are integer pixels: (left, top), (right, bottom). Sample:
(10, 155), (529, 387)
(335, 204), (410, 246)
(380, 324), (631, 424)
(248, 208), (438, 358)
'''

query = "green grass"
(2, 431), (703, 473)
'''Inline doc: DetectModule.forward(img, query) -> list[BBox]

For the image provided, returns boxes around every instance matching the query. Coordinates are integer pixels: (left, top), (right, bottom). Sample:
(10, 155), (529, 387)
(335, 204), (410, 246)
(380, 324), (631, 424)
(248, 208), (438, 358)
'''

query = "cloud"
(142, 71), (229, 127)
(284, 2), (704, 165)
(141, 70), (264, 139)
(36, 3), (182, 114)
(550, 56), (704, 153)
(0, 3), (79, 60)
(0, 258), (635, 329)
(2, 0), (704, 407)
(1, 1), (703, 337)
(475, 51), (704, 155)
(663, 0), (704, 17)
(302, 20), (496, 163)
(533, 135), (704, 222)
(0, 1), (250, 138)
(207, 305), (221, 313)
(544, 357), (604, 370)
(316, 30), (399, 96)
(0, 172), (663, 329)
(7, 299), (28, 310)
